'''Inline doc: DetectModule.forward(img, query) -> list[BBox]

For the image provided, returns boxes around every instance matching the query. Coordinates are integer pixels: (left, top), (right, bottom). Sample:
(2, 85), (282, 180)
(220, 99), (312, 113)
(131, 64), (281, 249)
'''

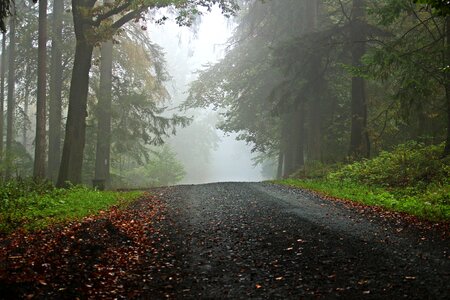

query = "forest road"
(151, 182), (449, 299)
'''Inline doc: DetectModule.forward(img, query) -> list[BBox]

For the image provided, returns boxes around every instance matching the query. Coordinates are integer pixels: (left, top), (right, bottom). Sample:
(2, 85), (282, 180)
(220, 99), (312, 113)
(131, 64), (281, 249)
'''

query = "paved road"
(153, 182), (449, 299)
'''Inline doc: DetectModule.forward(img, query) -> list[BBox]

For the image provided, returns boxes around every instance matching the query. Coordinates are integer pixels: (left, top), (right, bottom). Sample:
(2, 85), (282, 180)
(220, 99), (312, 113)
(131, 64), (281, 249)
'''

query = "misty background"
(150, 7), (266, 184)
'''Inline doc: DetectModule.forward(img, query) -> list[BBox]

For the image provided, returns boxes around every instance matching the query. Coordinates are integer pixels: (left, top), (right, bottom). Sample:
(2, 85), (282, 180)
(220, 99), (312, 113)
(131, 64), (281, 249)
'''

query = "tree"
(0, 32), (5, 170)
(94, 0), (114, 189)
(445, 16), (450, 156)
(48, 0), (65, 182)
(5, 4), (16, 179)
(349, 0), (370, 160)
(33, 0), (47, 179)
(57, 0), (238, 187)
(0, 0), (12, 32)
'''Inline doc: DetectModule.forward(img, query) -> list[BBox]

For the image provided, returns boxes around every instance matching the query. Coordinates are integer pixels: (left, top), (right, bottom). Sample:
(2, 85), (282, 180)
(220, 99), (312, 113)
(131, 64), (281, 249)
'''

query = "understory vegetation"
(0, 179), (142, 233)
(277, 143), (450, 221)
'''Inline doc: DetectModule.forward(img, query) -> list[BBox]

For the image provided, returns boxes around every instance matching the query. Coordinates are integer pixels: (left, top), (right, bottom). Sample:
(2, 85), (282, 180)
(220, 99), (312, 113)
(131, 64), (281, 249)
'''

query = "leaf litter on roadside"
(0, 193), (176, 299)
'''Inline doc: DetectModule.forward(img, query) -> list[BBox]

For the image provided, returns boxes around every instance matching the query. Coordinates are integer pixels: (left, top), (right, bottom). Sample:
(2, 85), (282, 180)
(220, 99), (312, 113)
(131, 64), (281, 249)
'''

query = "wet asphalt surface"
(151, 182), (449, 299)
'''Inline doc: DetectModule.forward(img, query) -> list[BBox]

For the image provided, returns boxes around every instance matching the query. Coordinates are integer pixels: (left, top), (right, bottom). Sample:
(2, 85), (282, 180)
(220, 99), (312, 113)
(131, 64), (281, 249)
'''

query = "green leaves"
(413, 0), (450, 16)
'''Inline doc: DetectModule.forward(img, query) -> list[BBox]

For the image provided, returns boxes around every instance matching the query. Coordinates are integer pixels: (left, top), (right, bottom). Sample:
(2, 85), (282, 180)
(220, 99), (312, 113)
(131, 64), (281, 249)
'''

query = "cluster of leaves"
(278, 142), (450, 220)
(414, 0), (450, 15)
(0, 179), (141, 233)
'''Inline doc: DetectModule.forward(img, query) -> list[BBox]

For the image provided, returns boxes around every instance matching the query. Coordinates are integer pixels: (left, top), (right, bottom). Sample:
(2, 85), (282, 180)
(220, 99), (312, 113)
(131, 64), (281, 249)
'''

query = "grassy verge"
(275, 179), (449, 221)
(275, 142), (450, 222)
(0, 182), (143, 233)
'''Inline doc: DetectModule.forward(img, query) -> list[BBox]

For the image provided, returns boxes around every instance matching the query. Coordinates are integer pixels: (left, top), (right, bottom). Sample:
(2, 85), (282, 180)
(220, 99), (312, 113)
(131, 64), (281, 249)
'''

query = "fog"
(150, 7), (265, 184)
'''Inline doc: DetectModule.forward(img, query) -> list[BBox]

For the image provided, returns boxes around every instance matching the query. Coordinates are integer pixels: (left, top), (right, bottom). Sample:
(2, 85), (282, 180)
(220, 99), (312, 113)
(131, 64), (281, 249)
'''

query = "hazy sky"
(149, 7), (265, 184)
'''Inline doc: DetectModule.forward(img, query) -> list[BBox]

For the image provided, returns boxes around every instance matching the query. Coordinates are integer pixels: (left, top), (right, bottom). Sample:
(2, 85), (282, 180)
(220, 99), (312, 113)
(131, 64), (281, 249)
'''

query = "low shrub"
(279, 142), (450, 221)
(328, 142), (450, 188)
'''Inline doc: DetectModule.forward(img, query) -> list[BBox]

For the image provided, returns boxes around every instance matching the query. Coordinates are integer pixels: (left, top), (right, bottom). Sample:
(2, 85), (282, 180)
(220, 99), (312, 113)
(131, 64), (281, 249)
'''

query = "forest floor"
(0, 182), (449, 299)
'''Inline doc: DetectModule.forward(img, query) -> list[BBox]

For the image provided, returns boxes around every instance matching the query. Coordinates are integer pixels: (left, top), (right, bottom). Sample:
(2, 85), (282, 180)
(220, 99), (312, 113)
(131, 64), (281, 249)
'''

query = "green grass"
(275, 178), (450, 221)
(274, 143), (450, 222)
(0, 183), (143, 233)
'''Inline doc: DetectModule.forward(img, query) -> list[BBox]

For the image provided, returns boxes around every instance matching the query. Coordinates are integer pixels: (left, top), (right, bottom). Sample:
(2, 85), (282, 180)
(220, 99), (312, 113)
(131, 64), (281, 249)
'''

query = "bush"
(278, 142), (450, 221)
(328, 142), (450, 188)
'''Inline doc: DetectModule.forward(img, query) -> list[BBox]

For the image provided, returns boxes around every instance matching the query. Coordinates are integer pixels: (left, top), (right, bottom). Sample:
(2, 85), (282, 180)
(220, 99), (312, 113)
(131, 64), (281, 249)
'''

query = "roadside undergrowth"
(0, 179), (143, 233)
(276, 142), (450, 222)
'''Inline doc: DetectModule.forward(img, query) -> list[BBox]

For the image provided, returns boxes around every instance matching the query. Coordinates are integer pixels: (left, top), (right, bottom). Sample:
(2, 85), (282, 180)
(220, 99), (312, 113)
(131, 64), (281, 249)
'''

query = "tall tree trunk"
(348, 0), (369, 160)
(444, 16), (450, 157)
(94, 0), (114, 189)
(0, 32), (6, 168)
(304, 0), (322, 162)
(307, 77), (322, 162)
(5, 9), (16, 180)
(34, 0), (48, 179)
(57, 41), (94, 187)
(57, 0), (95, 187)
(22, 67), (29, 149)
(282, 112), (296, 177)
(276, 149), (283, 179)
(294, 101), (306, 169)
(48, 0), (64, 182)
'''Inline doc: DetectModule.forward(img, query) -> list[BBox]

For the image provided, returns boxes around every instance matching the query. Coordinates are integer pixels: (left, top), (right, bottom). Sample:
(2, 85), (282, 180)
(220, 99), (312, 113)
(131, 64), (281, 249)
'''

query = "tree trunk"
(34, 0), (48, 179)
(307, 78), (322, 162)
(348, 0), (369, 160)
(22, 65), (29, 149)
(5, 10), (16, 180)
(0, 32), (5, 168)
(282, 112), (296, 177)
(444, 16), (450, 157)
(48, 0), (64, 182)
(57, 40), (94, 187)
(33, 0), (47, 180)
(276, 149), (283, 179)
(294, 101), (306, 169)
(304, 0), (322, 162)
(94, 0), (114, 189)
(57, 0), (95, 187)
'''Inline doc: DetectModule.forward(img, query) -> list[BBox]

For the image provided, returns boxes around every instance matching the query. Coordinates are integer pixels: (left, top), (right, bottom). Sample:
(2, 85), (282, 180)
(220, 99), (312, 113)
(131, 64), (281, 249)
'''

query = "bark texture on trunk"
(33, 0), (48, 179)
(48, 0), (64, 182)
(295, 102), (306, 169)
(94, 0), (114, 189)
(348, 0), (369, 160)
(57, 41), (94, 187)
(94, 40), (113, 187)
(5, 12), (15, 180)
(22, 66), (29, 149)
(0, 33), (6, 166)
(276, 150), (283, 179)
(444, 17), (450, 157)
(57, 0), (95, 187)
(282, 112), (296, 177)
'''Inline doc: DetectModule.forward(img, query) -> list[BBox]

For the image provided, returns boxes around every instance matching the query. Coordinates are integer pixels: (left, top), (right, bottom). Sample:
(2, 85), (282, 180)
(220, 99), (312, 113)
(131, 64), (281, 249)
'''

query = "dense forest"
(0, 0), (448, 189)
(0, 1), (449, 298)
(0, 0), (239, 188)
(187, 0), (450, 177)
